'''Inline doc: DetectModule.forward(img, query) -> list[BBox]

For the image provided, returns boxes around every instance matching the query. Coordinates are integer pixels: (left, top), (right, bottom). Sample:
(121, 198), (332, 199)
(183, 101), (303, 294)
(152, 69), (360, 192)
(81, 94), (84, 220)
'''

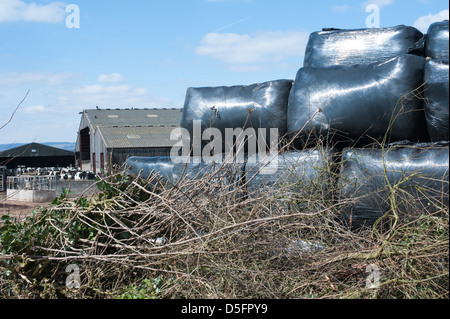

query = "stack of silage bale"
(289, 23), (449, 228)
(177, 79), (335, 198)
(288, 25), (429, 146)
(126, 21), (449, 229)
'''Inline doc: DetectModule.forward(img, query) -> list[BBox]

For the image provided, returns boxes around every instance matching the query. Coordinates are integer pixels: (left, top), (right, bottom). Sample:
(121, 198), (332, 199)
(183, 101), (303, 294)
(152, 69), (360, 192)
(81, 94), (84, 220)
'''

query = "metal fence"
(7, 176), (57, 191)
(0, 166), (5, 192)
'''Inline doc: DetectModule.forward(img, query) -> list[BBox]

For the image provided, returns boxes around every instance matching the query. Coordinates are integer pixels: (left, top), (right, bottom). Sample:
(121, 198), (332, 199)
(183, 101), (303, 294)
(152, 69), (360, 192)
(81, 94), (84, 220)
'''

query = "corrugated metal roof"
(83, 108), (182, 128)
(97, 125), (180, 149)
(0, 143), (74, 158)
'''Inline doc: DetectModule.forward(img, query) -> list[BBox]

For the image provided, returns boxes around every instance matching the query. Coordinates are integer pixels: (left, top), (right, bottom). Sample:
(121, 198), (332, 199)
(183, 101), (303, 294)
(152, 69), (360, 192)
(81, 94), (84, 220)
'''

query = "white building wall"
(91, 129), (107, 173)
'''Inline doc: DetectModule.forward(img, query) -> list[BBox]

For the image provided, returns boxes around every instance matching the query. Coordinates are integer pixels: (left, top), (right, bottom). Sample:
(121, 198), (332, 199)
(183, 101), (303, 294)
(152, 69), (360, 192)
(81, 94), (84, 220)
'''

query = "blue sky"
(0, 0), (448, 144)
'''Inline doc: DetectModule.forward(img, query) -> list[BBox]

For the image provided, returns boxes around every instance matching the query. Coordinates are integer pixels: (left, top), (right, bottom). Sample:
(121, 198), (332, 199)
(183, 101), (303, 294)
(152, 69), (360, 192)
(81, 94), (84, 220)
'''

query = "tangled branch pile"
(0, 148), (448, 299)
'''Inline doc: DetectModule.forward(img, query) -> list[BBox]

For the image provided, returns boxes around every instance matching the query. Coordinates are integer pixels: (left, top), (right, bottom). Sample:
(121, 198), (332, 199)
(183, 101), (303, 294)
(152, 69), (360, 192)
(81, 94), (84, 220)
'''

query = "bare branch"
(0, 89), (30, 131)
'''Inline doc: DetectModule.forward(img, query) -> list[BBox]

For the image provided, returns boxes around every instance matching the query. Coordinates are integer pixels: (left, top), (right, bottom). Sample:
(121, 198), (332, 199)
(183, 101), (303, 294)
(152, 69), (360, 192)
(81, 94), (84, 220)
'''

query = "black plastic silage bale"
(287, 54), (429, 145)
(244, 149), (333, 198)
(172, 154), (246, 191)
(338, 142), (449, 229)
(180, 79), (293, 153)
(303, 25), (424, 68)
(126, 155), (245, 192)
(424, 59), (449, 142)
(171, 157), (211, 183)
(425, 20), (449, 64)
(126, 156), (175, 185)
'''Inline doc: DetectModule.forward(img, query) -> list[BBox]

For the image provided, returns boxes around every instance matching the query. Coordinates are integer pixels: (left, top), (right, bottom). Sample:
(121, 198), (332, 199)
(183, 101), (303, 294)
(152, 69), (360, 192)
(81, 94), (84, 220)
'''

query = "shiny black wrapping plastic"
(172, 154), (245, 191)
(127, 155), (245, 191)
(303, 25), (423, 68)
(338, 142), (449, 229)
(287, 54), (429, 144)
(180, 80), (293, 150)
(244, 149), (333, 197)
(425, 20), (449, 64)
(424, 60), (449, 142)
(126, 156), (175, 185)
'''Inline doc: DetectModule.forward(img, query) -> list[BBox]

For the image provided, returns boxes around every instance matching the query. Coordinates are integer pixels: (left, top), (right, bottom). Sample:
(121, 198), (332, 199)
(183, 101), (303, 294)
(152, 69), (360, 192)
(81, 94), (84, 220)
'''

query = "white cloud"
(0, 0), (66, 23)
(22, 105), (50, 114)
(195, 30), (310, 71)
(413, 10), (449, 33)
(71, 84), (139, 95)
(333, 4), (350, 13)
(361, 0), (394, 8)
(97, 73), (126, 83)
(57, 84), (176, 110)
(0, 71), (81, 86)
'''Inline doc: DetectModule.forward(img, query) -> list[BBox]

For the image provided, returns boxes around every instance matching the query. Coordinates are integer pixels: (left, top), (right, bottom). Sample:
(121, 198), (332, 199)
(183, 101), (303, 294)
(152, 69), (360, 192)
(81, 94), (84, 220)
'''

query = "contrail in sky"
(212, 16), (254, 33)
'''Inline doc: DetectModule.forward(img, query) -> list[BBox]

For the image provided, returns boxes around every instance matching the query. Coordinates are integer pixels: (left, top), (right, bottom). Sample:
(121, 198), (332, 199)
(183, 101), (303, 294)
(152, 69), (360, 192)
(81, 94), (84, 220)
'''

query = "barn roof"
(0, 143), (74, 158)
(80, 108), (182, 130)
(97, 125), (180, 149)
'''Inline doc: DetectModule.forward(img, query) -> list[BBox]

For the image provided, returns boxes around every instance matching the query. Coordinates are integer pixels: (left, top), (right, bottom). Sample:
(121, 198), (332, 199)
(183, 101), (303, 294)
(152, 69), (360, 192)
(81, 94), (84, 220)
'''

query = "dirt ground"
(0, 194), (48, 223)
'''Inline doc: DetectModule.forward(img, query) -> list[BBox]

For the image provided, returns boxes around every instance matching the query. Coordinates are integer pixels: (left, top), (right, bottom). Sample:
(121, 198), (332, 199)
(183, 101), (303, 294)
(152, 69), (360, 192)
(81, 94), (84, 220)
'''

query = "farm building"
(75, 108), (182, 172)
(0, 143), (75, 169)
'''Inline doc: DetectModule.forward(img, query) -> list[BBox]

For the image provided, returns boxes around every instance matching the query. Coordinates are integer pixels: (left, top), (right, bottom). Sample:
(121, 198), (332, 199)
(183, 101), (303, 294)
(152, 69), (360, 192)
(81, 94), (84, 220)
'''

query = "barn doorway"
(79, 127), (91, 171)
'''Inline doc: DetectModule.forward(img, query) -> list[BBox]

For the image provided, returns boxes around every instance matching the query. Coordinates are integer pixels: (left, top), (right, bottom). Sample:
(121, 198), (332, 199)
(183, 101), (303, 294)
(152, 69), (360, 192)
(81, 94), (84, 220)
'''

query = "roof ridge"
(98, 124), (180, 128)
(0, 142), (75, 156)
(84, 107), (182, 111)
